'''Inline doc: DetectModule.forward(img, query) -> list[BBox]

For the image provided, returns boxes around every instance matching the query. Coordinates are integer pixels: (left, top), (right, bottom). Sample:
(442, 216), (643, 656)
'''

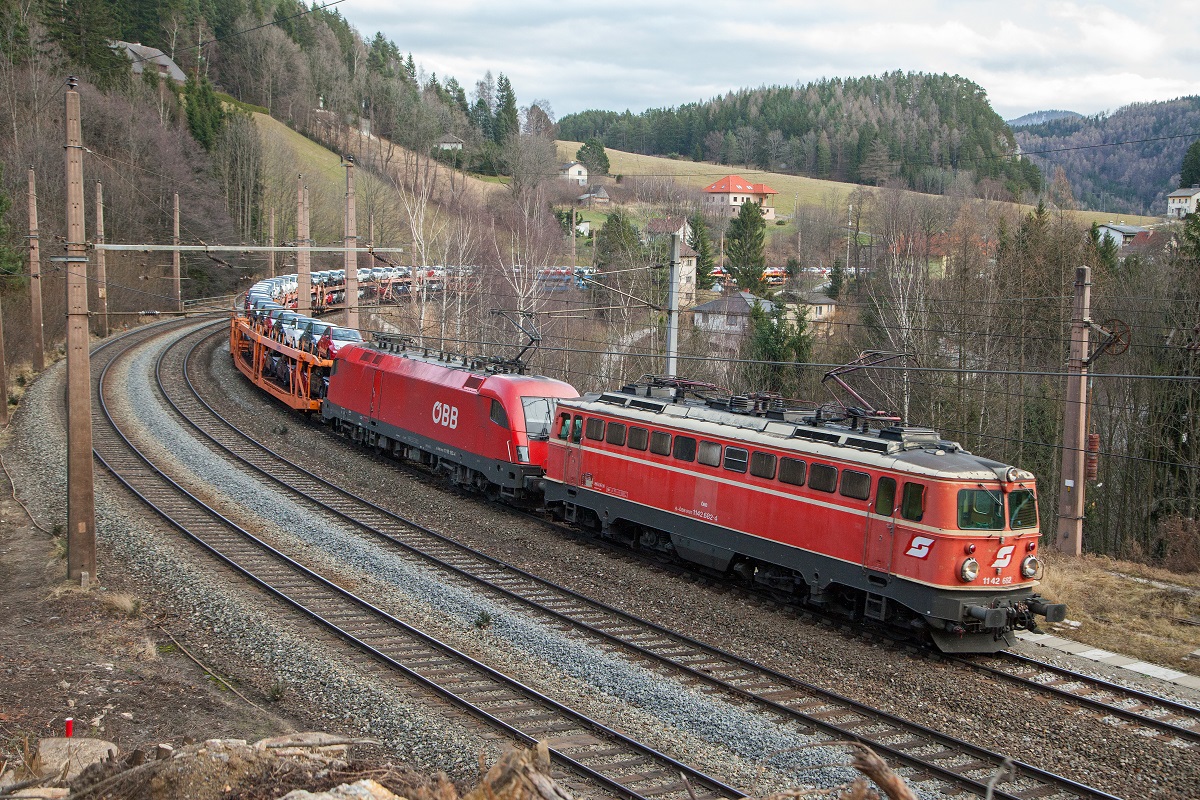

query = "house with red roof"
(703, 175), (778, 220)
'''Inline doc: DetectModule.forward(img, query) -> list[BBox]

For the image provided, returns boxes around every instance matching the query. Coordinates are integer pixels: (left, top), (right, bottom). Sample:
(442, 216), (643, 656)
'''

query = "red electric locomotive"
(543, 382), (1065, 653)
(322, 342), (579, 500)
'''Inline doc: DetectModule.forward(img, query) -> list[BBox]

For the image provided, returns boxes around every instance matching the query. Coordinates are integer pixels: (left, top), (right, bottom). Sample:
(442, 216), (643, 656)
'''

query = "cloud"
(342, 0), (1200, 119)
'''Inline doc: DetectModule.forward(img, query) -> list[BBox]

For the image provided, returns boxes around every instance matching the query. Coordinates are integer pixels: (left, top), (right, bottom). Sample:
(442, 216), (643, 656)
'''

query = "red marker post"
(64, 718), (74, 737)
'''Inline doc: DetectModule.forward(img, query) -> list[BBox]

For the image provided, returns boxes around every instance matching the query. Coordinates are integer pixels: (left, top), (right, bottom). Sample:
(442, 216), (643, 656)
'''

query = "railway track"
(156, 322), (1138, 800)
(93, 321), (747, 800)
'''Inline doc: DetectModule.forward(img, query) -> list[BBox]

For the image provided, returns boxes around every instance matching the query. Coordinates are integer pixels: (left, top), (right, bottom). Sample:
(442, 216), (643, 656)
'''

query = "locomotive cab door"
(864, 476), (897, 573)
(367, 368), (383, 416)
(564, 414), (584, 485)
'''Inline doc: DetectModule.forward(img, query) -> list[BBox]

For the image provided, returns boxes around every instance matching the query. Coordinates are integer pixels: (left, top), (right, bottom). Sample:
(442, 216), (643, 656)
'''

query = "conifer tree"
(1181, 140), (1200, 189)
(184, 74), (225, 151)
(493, 73), (519, 144)
(726, 201), (767, 294)
(687, 211), (715, 290)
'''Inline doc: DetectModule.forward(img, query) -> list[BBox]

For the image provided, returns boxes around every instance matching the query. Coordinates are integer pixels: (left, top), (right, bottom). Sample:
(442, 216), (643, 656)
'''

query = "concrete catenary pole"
(172, 192), (181, 312)
(0, 291), (7, 426)
(27, 167), (45, 371)
(1056, 265), (1092, 556)
(296, 174), (311, 315)
(94, 181), (109, 337)
(344, 157), (358, 330)
(665, 233), (681, 377)
(64, 77), (96, 583)
(269, 207), (276, 278)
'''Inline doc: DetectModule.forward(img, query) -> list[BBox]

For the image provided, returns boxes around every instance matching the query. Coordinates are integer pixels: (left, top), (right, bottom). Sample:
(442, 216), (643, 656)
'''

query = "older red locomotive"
(542, 382), (1064, 653)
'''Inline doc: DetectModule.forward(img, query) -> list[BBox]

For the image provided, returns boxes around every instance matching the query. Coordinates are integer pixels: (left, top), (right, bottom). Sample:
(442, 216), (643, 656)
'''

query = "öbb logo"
(432, 401), (459, 429)
(905, 536), (934, 559)
(991, 545), (1015, 569)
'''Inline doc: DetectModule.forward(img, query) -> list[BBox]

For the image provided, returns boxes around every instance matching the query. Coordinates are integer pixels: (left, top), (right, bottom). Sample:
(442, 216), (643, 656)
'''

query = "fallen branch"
(155, 626), (265, 712)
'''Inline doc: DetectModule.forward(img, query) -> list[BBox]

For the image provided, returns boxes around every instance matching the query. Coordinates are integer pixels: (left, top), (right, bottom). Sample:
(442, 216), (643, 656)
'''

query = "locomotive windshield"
(1008, 489), (1039, 529)
(957, 488), (1004, 530)
(521, 397), (555, 438)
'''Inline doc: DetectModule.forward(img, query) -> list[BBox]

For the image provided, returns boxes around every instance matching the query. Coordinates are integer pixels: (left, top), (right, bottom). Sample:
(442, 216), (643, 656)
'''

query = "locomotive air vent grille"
(358, 351), (372, 362)
(764, 421), (797, 438)
(464, 376), (484, 390)
(629, 398), (665, 412)
(793, 429), (843, 445)
(845, 437), (894, 454)
(371, 353), (385, 364)
(599, 392), (632, 406)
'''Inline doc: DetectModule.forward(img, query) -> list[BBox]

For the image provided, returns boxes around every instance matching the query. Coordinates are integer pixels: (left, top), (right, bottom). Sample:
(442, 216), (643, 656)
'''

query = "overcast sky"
(340, 1), (1199, 122)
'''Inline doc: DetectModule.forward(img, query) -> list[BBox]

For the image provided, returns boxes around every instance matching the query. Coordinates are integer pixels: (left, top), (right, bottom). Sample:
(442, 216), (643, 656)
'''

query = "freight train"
(229, 276), (1065, 653)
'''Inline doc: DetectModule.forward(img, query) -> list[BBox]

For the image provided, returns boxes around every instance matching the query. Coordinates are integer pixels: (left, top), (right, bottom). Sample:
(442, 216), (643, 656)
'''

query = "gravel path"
(6, 322), (1196, 799)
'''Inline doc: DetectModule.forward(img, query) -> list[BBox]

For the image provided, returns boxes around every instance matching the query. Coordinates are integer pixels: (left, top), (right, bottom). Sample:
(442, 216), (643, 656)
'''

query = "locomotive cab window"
(606, 422), (627, 446)
(723, 447), (748, 473)
(957, 488), (1004, 530)
(779, 457), (806, 486)
(557, 413), (571, 440)
(875, 477), (896, 515)
(650, 431), (672, 455)
(840, 470), (872, 501)
(585, 418), (605, 441)
(901, 482), (926, 521)
(521, 397), (555, 439)
(698, 441), (722, 467)
(571, 415), (584, 443)
(1008, 489), (1039, 529)
(809, 463), (838, 493)
(750, 451), (777, 479)
(628, 426), (649, 451)
(489, 400), (509, 429)
(673, 436), (696, 462)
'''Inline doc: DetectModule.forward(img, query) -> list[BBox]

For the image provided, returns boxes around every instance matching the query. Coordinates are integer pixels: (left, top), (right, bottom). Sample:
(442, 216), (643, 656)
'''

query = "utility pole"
(172, 192), (181, 312)
(27, 167), (45, 371)
(296, 174), (310, 315)
(299, 183), (312, 314)
(1056, 266), (1092, 556)
(94, 181), (108, 337)
(665, 233), (680, 377)
(268, 207), (276, 278)
(571, 208), (577, 268)
(344, 157), (358, 330)
(846, 202), (852, 272)
(63, 77), (96, 584)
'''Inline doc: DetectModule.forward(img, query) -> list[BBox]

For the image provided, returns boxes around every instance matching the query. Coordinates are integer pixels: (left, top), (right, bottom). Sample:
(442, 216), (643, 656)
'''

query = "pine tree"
(42, 0), (129, 89)
(0, 165), (23, 285)
(1181, 140), (1200, 189)
(184, 74), (225, 151)
(575, 138), (609, 176)
(742, 302), (812, 395)
(594, 210), (643, 270)
(687, 211), (715, 290)
(493, 73), (518, 145)
(726, 201), (767, 294)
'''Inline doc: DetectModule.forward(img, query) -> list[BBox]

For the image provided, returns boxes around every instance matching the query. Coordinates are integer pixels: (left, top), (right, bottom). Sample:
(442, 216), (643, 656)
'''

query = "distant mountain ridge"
(1007, 110), (1083, 128)
(1014, 96), (1200, 216)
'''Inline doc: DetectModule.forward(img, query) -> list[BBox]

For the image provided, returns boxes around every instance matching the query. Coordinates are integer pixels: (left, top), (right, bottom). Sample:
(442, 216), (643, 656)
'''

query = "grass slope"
(557, 141), (1161, 228)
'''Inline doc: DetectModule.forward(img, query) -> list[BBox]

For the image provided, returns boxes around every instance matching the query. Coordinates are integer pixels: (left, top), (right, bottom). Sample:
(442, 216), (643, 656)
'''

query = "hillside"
(558, 72), (1041, 199)
(557, 141), (1160, 228)
(1008, 110), (1083, 128)
(1015, 96), (1200, 215)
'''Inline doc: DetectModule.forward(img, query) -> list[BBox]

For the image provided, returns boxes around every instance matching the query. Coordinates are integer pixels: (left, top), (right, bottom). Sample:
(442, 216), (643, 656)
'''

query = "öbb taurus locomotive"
(230, 279), (1064, 653)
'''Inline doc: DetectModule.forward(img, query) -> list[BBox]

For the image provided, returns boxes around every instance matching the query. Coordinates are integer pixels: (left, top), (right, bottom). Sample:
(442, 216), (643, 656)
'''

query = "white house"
(560, 161), (588, 186)
(703, 175), (778, 220)
(112, 41), (186, 83)
(692, 291), (774, 334)
(1167, 185), (1200, 218)
(1096, 223), (1148, 247)
(436, 133), (464, 151)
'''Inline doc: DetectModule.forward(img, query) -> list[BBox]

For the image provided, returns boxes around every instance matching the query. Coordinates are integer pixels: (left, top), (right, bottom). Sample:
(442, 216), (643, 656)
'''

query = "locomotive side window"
(840, 470), (872, 501)
(1008, 489), (1039, 529)
(650, 431), (672, 455)
(673, 436), (697, 462)
(698, 441), (722, 467)
(571, 415), (584, 443)
(875, 477), (897, 515)
(628, 426), (649, 451)
(585, 418), (605, 441)
(809, 463), (838, 493)
(750, 451), (777, 479)
(723, 447), (749, 473)
(779, 457), (807, 486)
(957, 488), (1004, 530)
(901, 482), (925, 521)
(557, 413), (571, 440)
(490, 400), (510, 429)
(606, 422), (627, 446)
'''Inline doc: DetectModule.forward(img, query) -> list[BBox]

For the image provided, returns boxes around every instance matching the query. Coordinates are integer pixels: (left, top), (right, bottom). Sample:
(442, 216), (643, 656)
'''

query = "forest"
(558, 72), (1043, 200)
(0, 0), (1197, 568)
(1015, 96), (1200, 215)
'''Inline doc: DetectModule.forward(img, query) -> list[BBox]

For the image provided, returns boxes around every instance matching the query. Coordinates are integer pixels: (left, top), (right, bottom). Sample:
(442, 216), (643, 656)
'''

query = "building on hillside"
(642, 217), (698, 306)
(1096, 223), (1149, 248)
(702, 175), (778, 220)
(560, 161), (588, 186)
(644, 216), (692, 243)
(788, 293), (837, 337)
(112, 41), (187, 83)
(577, 185), (609, 207)
(436, 133), (464, 151)
(692, 290), (774, 336)
(1167, 185), (1200, 218)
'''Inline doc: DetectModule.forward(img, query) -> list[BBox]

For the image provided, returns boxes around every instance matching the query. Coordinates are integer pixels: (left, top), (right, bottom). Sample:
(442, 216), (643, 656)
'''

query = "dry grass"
(98, 591), (142, 618)
(1037, 553), (1200, 671)
(556, 140), (1162, 227)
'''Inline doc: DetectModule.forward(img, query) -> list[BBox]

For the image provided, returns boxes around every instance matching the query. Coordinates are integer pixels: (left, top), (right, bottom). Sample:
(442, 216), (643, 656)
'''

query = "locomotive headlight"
(1021, 555), (1040, 578)
(960, 557), (980, 582)
(516, 446), (530, 463)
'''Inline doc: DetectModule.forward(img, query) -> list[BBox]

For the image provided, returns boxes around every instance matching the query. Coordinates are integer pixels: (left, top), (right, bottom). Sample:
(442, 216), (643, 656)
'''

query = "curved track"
(155, 322), (1140, 800)
(93, 321), (745, 800)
